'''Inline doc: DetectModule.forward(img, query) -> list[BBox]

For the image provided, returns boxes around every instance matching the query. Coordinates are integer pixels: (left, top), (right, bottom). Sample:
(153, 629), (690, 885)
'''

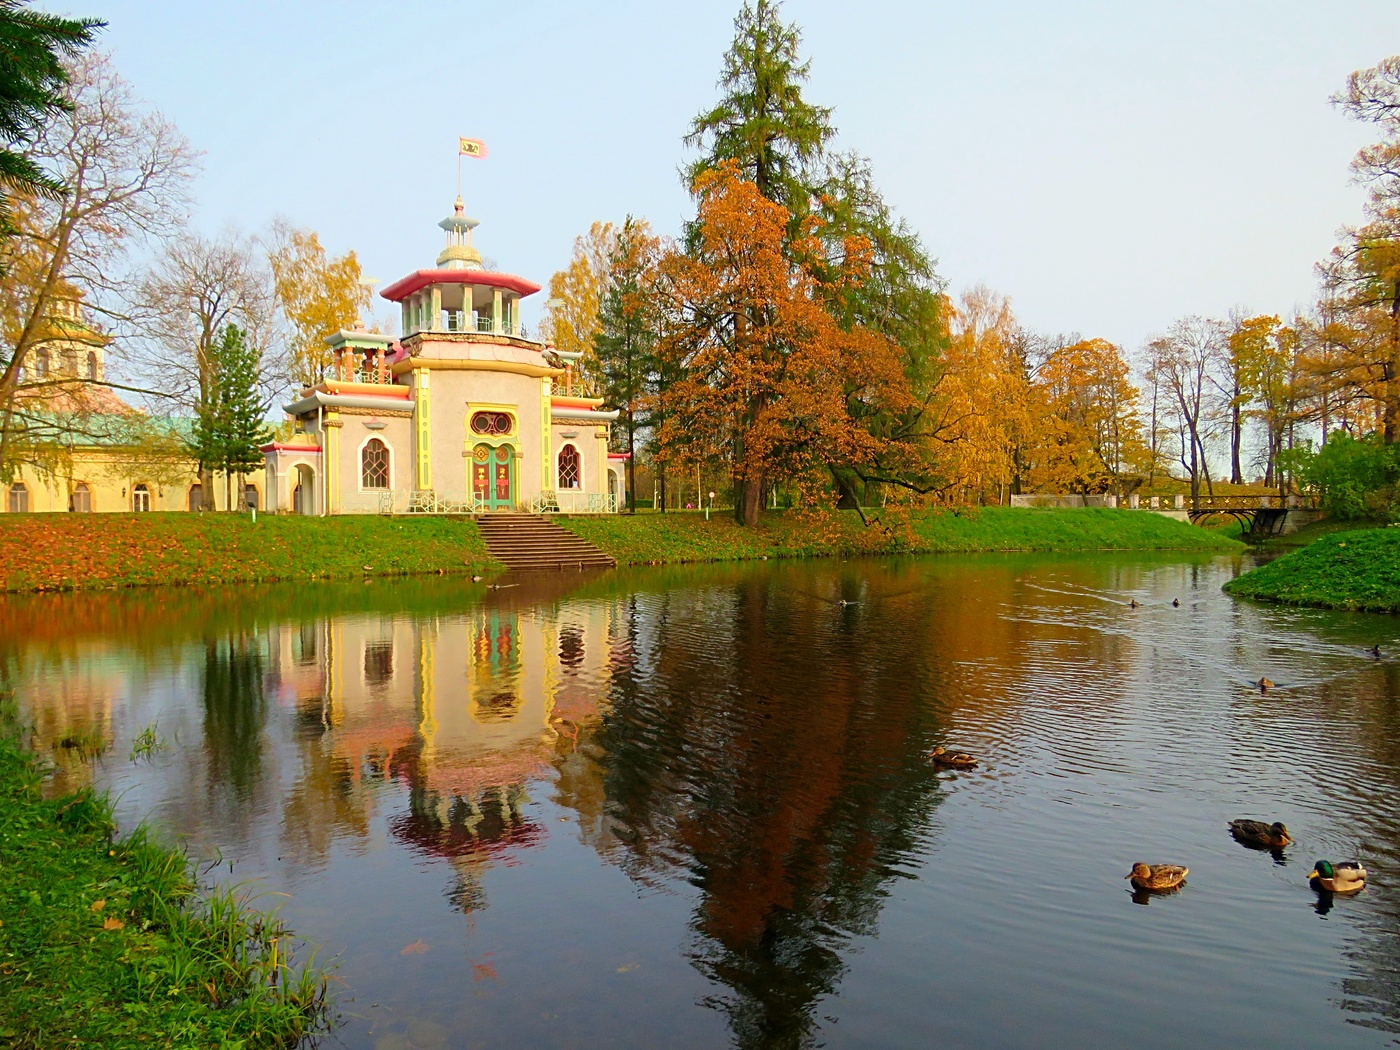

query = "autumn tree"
(1146, 317), (1226, 506)
(1031, 338), (1144, 494)
(654, 164), (912, 526)
(267, 220), (372, 387)
(686, 0), (944, 506)
(593, 217), (662, 513)
(0, 53), (197, 474)
(0, 0), (103, 245)
(541, 220), (616, 396)
(1327, 55), (1400, 441)
(1228, 314), (1308, 489)
(130, 231), (273, 508)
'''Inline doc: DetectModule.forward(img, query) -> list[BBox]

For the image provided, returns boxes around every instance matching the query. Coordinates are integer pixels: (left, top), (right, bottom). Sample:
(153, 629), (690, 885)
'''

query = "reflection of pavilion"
(266, 592), (627, 905)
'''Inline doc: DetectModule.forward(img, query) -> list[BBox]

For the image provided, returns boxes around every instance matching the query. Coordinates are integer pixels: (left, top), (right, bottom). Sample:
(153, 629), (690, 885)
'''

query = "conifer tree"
(0, 0), (103, 246)
(189, 324), (270, 509)
(593, 217), (660, 513)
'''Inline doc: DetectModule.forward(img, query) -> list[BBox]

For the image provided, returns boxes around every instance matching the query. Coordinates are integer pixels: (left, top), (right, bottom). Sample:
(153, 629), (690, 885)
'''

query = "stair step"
(476, 514), (615, 572)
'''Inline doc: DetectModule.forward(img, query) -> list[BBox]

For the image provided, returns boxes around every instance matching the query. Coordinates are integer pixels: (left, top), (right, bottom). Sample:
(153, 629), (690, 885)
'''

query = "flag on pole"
(459, 137), (488, 158)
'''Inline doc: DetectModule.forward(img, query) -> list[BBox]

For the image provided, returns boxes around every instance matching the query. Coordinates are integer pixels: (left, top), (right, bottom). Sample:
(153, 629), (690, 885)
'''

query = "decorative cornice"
(391, 356), (562, 380)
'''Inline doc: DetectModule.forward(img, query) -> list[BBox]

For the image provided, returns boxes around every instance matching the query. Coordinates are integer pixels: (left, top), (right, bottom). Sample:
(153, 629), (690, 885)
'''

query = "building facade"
(263, 199), (627, 515)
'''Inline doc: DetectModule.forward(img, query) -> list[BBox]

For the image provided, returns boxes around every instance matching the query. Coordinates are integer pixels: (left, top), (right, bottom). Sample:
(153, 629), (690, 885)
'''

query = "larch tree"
(0, 0), (103, 246)
(1032, 338), (1144, 494)
(1229, 314), (1308, 489)
(541, 220), (616, 396)
(267, 220), (372, 388)
(654, 164), (911, 526)
(593, 217), (662, 514)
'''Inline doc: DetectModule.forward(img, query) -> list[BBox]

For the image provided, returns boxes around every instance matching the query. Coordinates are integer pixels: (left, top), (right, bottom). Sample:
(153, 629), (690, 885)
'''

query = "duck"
(1129, 599), (1139, 609)
(1307, 860), (1366, 894)
(1257, 677), (1276, 693)
(929, 746), (978, 770)
(1229, 819), (1292, 848)
(1127, 862), (1188, 892)
(1172, 598), (1181, 607)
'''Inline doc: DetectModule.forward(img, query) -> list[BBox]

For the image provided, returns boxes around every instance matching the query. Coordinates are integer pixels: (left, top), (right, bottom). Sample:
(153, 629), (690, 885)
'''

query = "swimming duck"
(1126, 862), (1188, 892)
(929, 746), (978, 770)
(1257, 677), (1276, 693)
(1307, 860), (1366, 894)
(1229, 819), (1292, 848)
(1172, 599), (1181, 607)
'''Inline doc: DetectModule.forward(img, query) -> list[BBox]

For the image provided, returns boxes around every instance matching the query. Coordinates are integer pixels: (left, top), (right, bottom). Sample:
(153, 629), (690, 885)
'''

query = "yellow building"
(3, 296), (260, 514)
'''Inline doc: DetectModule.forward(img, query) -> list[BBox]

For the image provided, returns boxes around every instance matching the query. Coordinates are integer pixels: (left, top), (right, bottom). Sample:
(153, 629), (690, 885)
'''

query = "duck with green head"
(1307, 860), (1366, 894)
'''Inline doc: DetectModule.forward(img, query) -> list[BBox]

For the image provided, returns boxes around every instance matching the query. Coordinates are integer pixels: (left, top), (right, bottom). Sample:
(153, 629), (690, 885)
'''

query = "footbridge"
(1177, 494), (1323, 537)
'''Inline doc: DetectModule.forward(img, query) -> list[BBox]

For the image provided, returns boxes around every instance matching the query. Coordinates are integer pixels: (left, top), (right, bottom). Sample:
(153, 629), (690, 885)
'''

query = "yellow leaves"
(268, 222), (372, 387)
(542, 221), (617, 395)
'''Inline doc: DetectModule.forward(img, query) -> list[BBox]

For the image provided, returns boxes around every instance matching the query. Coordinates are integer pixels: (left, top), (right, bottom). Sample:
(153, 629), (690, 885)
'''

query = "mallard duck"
(1258, 677), (1276, 693)
(1172, 598), (1181, 607)
(1229, 819), (1292, 848)
(1126, 862), (1188, 892)
(1307, 860), (1366, 894)
(929, 746), (977, 770)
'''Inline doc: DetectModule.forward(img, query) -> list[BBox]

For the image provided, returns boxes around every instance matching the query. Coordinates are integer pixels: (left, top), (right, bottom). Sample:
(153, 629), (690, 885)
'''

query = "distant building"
(2, 294), (256, 514)
(263, 198), (628, 515)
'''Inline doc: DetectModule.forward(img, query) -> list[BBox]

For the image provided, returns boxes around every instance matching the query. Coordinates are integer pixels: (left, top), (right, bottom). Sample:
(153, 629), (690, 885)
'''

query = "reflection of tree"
(597, 570), (947, 1049)
(201, 634), (267, 800)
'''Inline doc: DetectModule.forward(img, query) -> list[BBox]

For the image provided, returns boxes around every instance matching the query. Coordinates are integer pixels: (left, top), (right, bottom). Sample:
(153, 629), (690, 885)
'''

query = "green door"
(471, 444), (514, 510)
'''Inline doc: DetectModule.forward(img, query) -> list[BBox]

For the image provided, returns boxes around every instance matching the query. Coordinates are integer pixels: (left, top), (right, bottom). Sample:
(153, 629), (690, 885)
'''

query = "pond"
(7, 552), (1400, 1049)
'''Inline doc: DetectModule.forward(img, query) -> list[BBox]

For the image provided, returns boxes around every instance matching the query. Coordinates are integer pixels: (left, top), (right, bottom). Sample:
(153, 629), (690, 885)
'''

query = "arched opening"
(34, 349), (49, 378)
(557, 444), (581, 490)
(71, 482), (91, 513)
(607, 469), (619, 501)
(131, 484), (151, 512)
(187, 483), (203, 512)
(361, 437), (389, 489)
(8, 483), (28, 513)
(86, 350), (98, 381)
(293, 464), (315, 515)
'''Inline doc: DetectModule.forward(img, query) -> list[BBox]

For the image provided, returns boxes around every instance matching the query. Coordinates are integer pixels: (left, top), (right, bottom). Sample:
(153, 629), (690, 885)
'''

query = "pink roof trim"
(607, 452), (632, 460)
(379, 269), (541, 302)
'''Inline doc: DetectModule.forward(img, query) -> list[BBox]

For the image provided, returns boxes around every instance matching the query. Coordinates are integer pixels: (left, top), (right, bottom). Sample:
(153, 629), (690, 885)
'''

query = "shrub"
(1279, 433), (1400, 520)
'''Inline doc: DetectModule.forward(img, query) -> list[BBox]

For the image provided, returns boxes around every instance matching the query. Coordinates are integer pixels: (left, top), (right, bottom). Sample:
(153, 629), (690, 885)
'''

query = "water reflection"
(3, 556), (1400, 1048)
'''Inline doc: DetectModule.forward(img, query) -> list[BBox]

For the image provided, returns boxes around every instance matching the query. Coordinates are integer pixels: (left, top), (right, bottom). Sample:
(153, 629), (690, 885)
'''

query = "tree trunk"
(625, 408), (636, 514)
(1230, 393), (1243, 484)
(658, 466), (666, 514)
(201, 467), (215, 511)
(740, 469), (764, 526)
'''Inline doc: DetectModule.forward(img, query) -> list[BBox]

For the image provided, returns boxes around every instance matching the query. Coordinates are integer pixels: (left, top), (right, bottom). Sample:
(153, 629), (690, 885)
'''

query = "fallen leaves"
(399, 939), (430, 956)
(101, 916), (124, 930)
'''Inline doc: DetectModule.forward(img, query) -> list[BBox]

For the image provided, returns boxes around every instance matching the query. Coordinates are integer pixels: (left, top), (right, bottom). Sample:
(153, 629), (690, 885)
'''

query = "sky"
(79, 0), (1400, 353)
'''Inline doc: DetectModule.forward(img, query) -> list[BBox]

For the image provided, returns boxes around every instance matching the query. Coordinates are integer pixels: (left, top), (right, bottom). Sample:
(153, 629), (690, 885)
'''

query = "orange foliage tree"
(653, 164), (913, 526)
(1031, 338), (1145, 493)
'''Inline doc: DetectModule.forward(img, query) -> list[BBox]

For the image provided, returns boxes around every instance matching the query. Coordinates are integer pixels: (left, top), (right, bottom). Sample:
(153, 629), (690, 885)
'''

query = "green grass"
(560, 506), (1242, 566)
(1249, 515), (1388, 550)
(0, 717), (329, 1048)
(1224, 527), (1400, 613)
(0, 514), (499, 593)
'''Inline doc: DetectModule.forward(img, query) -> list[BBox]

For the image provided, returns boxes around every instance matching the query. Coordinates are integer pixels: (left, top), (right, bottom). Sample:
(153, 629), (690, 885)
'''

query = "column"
(430, 286), (442, 333)
(324, 415), (341, 514)
(540, 377), (552, 495)
(492, 289), (503, 335)
(414, 368), (432, 491)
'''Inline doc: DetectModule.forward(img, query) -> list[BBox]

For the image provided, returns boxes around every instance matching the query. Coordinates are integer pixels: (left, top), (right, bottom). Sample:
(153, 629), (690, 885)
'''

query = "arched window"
(34, 349), (49, 378)
(86, 351), (98, 381)
(187, 484), (203, 512)
(71, 482), (91, 513)
(470, 411), (513, 436)
(132, 484), (151, 512)
(361, 438), (389, 489)
(557, 444), (580, 489)
(8, 483), (28, 513)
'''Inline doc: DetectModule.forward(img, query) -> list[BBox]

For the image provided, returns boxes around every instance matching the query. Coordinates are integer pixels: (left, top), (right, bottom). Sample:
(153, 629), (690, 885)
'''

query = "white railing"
(541, 490), (617, 514)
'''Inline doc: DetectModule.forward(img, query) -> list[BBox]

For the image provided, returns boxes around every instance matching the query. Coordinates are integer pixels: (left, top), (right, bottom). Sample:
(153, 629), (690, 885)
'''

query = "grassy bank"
(1224, 527), (1400, 613)
(0, 721), (327, 1047)
(560, 506), (1242, 566)
(0, 513), (498, 593)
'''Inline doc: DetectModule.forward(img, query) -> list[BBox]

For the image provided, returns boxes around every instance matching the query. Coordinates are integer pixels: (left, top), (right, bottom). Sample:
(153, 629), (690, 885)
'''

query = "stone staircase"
(475, 514), (616, 572)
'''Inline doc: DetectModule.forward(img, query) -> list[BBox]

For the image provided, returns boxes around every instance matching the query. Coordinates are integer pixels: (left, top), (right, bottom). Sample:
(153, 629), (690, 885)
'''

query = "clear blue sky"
(81, 0), (1400, 350)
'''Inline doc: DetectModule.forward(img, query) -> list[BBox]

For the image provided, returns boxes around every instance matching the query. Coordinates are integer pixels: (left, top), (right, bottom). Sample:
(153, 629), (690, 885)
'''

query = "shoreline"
(1223, 526), (1400, 614)
(0, 710), (329, 1046)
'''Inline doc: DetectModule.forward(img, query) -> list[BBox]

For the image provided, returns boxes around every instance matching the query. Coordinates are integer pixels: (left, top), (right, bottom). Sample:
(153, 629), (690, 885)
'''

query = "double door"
(471, 443), (514, 510)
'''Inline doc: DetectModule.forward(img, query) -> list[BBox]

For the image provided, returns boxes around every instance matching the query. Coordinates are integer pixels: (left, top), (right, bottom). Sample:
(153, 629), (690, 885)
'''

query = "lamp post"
(706, 490), (715, 521)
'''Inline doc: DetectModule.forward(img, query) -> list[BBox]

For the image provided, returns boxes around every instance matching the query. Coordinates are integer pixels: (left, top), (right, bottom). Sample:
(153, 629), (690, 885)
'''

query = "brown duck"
(1126, 862), (1189, 892)
(929, 746), (978, 770)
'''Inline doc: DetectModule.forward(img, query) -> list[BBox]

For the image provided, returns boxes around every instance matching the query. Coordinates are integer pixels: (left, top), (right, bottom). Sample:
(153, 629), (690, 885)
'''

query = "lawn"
(0, 514), (498, 593)
(1223, 527), (1400, 613)
(560, 506), (1243, 566)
